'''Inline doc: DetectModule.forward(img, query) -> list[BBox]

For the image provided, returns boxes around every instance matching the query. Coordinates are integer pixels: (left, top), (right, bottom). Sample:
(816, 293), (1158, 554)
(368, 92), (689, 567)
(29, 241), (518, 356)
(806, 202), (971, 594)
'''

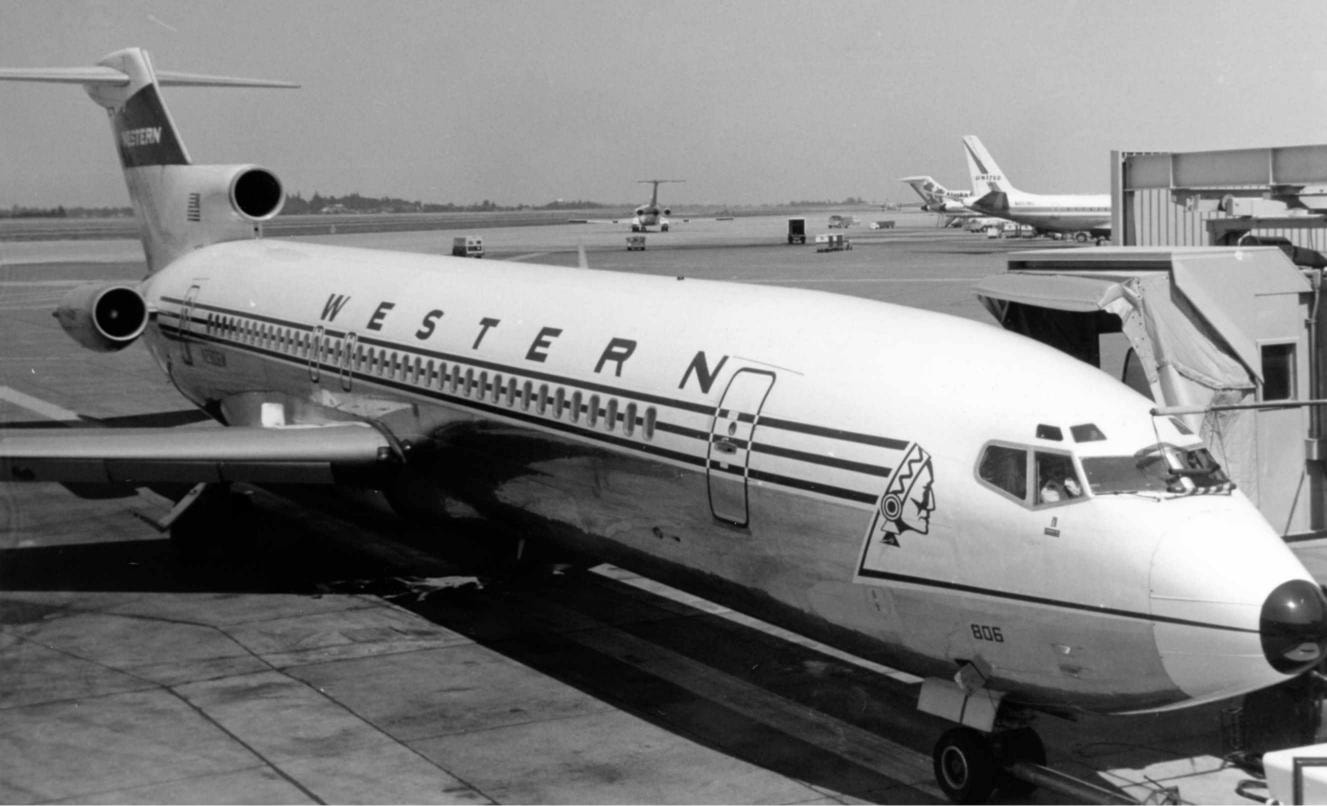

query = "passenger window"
(978, 445), (1027, 501)
(1035, 452), (1083, 504)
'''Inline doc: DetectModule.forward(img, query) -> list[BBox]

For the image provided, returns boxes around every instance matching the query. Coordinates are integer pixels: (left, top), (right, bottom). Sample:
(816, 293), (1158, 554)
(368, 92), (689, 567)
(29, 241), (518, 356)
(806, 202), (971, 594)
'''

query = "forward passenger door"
(707, 369), (775, 527)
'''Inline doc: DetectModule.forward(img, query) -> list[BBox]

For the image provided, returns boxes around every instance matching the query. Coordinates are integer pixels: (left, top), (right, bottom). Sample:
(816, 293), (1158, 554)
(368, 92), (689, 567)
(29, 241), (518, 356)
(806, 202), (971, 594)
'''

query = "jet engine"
(54, 283), (148, 352)
(662, 207), (671, 216)
(188, 164), (285, 223)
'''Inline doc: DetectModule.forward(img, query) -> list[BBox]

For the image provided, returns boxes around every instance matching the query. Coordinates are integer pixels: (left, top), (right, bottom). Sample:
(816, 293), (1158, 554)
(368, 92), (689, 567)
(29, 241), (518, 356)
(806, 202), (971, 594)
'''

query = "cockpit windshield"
(1080, 444), (1230, 496)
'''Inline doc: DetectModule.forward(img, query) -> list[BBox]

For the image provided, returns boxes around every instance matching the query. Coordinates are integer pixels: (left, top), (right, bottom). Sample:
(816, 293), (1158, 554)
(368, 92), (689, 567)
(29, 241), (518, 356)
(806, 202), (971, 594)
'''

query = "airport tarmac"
(0, 214), (1283, 804)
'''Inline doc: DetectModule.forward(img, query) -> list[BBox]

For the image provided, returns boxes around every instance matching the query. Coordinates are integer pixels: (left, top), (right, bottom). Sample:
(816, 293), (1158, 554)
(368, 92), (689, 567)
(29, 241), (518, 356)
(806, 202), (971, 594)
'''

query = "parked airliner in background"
(899, 175), (1005, 229)
(962, 135), (1112, 242)
(569, 178), (686, 231)
(3, 49), (1326, 804)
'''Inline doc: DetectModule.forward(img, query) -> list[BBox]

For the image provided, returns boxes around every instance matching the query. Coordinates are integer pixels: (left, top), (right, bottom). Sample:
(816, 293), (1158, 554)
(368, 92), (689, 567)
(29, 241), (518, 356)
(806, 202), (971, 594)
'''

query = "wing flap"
(0, 423), (393, 485)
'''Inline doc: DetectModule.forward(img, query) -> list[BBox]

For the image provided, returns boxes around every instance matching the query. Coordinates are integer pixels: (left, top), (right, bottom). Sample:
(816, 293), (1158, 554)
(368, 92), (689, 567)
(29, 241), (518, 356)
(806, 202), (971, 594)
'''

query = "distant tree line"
(780, 196), (867, 207)
(283, 192), (612, 215)
(3, 205), (133, 219)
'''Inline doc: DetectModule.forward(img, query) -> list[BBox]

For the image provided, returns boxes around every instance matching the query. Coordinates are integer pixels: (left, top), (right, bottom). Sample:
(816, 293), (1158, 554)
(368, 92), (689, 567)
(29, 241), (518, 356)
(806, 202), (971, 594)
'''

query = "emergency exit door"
(707, 369), (775, 526)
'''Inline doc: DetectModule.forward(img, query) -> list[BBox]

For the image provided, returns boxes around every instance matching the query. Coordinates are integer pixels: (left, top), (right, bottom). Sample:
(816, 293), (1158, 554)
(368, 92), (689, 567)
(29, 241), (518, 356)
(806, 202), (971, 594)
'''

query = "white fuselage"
(968, 189), (1112, 233)
(139, 239), (1311, 715)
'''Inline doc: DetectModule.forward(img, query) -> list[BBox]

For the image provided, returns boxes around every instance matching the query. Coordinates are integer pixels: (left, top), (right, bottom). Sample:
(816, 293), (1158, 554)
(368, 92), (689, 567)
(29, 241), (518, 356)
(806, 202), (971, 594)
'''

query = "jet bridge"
(1113, 145), (1327, 264)
(975, 246), (1327, 578)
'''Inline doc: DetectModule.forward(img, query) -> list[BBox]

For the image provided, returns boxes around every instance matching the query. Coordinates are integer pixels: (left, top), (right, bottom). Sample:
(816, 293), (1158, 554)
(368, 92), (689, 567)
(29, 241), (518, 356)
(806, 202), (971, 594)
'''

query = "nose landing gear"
(933, 724), (1046, 803)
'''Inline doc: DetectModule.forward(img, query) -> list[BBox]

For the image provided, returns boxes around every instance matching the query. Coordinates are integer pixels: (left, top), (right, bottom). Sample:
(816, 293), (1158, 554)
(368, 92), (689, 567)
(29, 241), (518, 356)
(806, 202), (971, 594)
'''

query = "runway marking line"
(0, 385), (80, 422)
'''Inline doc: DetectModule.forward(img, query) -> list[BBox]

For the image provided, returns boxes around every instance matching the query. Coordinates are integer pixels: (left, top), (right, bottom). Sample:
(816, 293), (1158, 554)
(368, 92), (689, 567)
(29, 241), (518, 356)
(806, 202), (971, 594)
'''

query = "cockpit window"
(1070, 423), (1106, 443)
(978, 445), (1027, 500)
(978, 443), (1086, 507)
(1035, 452), (1083, 504)
(1080, 444), (1230, 496)
(1035, 424), (1063, 441)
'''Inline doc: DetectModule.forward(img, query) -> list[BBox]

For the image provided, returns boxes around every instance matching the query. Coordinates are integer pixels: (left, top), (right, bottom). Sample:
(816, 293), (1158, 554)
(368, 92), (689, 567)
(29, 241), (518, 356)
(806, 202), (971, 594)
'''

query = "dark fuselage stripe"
(858, 568), (1258, 634)
(159, 299), (913, 454)
(160, 322), (890, 503)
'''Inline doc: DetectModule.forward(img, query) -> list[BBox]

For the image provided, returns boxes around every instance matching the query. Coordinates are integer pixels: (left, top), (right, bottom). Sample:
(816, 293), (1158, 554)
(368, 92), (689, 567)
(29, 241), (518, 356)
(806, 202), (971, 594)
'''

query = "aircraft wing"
(0, 422), (395, 486)
(567, 216), (731, 225)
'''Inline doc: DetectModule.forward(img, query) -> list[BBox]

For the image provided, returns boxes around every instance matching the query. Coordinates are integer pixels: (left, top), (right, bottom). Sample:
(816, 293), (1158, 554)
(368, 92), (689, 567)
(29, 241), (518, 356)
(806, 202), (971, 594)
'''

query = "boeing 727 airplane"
(898, 175), (1004, 229)
(569, 178), (685, 231)
(962, 135), (1112, 242)
(3, 49), (1326, 804)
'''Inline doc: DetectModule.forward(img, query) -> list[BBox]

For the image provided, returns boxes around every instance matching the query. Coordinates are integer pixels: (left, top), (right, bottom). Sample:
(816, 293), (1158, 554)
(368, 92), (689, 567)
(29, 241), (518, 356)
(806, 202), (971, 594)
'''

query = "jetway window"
(1261, 343), (1296, 401)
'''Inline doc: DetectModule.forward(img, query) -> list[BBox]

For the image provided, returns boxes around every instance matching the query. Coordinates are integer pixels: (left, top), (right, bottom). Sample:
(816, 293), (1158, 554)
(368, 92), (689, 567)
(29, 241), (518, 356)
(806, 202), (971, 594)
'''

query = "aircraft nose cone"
(1261, 579), (1327, 673)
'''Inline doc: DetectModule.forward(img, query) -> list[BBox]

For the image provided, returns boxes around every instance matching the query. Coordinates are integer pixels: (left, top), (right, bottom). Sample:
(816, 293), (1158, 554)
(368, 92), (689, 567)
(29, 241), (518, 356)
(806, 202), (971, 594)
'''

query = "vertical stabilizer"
(962, 136), (1016, 194)
(899, 176), (951, 207)
(0, 48), (296, 274)
(90, 49), (193, 168)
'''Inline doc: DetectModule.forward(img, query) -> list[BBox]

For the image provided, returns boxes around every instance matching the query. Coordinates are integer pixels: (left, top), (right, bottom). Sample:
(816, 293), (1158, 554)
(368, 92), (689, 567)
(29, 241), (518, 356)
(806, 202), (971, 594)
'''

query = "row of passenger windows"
(200, 313), (657, 439)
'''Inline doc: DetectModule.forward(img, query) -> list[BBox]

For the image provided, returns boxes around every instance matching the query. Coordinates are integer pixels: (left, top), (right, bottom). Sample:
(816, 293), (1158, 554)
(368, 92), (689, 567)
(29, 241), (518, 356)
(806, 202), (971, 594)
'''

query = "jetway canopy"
(977, 246), (1314, 525)
(982, 247), (1306, 387)
(975, 259), (1255, 407)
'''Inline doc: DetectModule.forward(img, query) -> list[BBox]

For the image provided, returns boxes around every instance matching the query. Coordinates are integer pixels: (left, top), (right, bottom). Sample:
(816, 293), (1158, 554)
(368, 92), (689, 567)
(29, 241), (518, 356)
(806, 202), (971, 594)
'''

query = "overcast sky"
(3, 0), (1326, 209)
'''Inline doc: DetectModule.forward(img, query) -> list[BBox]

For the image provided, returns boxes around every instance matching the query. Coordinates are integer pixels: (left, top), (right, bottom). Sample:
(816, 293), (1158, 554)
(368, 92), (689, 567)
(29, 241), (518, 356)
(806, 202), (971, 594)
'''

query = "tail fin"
(637, 179), (683, 207)
(0, 48), (297, 273)
(899, 176), (951, 206)
(962, 136), (1015, 194)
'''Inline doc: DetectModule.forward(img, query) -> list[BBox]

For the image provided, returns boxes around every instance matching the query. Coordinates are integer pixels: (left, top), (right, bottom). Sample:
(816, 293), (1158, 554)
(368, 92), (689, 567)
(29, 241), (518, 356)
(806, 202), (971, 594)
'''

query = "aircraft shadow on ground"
(0, 483), (1157, 804)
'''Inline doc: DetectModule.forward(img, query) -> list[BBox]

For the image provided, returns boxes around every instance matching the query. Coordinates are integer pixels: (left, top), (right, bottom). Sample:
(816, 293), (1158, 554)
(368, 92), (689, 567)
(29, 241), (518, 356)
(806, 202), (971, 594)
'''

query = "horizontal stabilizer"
(0, 65), (298, 89)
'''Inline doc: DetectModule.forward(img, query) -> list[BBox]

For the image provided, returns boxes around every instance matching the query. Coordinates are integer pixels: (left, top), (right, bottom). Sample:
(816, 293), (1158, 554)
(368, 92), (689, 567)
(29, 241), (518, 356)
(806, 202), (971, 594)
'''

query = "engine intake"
(230, 167), (284, 221)
(54, 283), (148, 352)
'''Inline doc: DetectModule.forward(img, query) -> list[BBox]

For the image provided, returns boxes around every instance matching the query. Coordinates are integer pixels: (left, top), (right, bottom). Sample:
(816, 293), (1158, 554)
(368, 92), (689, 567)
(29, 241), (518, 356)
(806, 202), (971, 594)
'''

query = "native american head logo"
(872, 443), (936, 546)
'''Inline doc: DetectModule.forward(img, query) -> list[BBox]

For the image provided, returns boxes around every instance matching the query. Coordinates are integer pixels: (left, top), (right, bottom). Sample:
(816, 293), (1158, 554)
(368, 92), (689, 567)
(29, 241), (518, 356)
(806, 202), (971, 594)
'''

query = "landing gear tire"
(934, 727), (996, 804)
(994, 726), (1045, 797)
(1074, 231), (1090, 243)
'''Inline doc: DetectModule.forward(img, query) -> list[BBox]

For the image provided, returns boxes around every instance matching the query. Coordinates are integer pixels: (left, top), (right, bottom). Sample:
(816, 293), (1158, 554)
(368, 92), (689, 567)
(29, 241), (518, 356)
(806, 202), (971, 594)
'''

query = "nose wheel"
(934, 727), (995, 803)
(933, 725), (1045, 803)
